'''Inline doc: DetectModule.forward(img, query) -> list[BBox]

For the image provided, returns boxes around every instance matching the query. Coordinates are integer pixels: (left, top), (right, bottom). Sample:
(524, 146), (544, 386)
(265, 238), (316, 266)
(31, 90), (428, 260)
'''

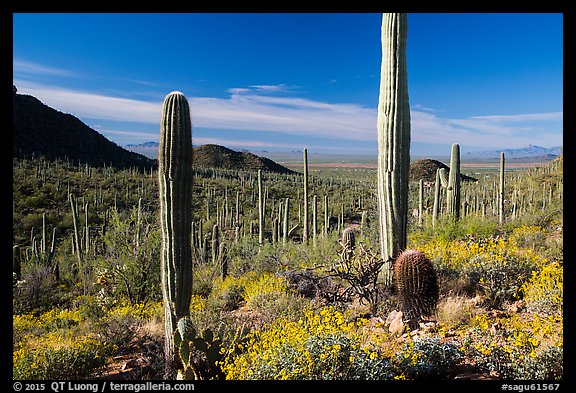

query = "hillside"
(12, 87), (155, 170)
(410, 159), (477, 183)
(193, 144), (296, 175)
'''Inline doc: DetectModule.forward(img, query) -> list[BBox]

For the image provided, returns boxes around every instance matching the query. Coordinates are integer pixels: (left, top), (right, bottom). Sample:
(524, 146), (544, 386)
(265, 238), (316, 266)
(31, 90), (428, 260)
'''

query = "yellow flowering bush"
(509, 225), (546, 250)
(13, 299), (161, 380)
(521, 262), (562, 316)
(463, 312), (562, 379)
(108, 299), (162, 320)
(13, 332), (113, 379)
(411, 231), (546, 307)
(219, 305), (466, 380)
(242, 272), (305, 320)
(13, 308), (83, 348)
(220, 306), (385, 379)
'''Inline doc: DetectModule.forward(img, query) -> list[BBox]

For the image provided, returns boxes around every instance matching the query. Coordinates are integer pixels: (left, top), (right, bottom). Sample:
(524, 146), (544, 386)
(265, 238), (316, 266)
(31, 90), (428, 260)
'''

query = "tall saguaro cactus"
(499, 151), (505, 225)
(302, 148), (309, 244)
(158, 91), (193, 376)
(376, 13), (411, 285)
(258, 169), (264, 245)
(439, 143), (461, 221)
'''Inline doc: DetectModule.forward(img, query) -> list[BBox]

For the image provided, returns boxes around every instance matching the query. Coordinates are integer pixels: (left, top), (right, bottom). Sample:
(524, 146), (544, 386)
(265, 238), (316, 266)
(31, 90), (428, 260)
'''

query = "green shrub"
(463, 253), (535, 308)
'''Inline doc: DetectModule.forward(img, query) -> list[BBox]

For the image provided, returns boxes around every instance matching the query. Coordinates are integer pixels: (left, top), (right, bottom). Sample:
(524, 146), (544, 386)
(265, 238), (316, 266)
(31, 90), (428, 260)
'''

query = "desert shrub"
(509, 225), (547, 250)
(463, 313), (563, 380)
(92, 301), (162, 348)
(227, 238), (277, 275)
(243, 273), (305, 321)
(38, 308), (82, 332)
(511, 345), (563, 380)
(220, 306), (391, 380)
(521, 262), (563, 316)
(412, 234), (544, 307)
(220, 305), (466, 380)
(13, 314), (42, 349)
(394, 336), (464, 379)
(13, 299), (161, 380)
(208, 275), (249, 312)
(463, 253), (535, 309)
(13, 265), (58, 314)
(13, 333), (113, 380)
(191, 262), (217, 298)
(97, 207), (161, 306)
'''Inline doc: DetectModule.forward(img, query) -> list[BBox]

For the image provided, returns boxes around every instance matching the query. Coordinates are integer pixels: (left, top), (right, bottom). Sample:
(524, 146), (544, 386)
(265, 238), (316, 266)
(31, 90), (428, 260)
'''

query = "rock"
(122, 359), (139, 371)
(388, 311), (405, 336)
(385, 310), (400, 325)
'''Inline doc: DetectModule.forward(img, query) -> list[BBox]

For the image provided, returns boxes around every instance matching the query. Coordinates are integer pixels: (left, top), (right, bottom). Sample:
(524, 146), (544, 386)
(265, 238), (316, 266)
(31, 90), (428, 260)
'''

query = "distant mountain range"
(464, 145), (562, 160)
(127, 141), (562, 163)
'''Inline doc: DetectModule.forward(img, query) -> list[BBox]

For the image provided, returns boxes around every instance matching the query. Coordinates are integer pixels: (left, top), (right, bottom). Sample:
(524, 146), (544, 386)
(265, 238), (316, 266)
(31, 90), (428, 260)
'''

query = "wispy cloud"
(13, 59), (80, 78)
(15, 80), (161, 123)
(14, 80), (563, 151)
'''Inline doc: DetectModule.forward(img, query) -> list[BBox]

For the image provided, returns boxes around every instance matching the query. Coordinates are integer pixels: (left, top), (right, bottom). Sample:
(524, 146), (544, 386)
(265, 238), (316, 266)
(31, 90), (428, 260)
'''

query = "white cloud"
(14, 80), (562, 151)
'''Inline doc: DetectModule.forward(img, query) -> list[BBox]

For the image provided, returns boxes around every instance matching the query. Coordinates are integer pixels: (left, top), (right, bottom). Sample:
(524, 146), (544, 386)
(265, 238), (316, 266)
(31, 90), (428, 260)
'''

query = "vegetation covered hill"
(410, 159), (477, 183)
(12, 86), (155, 170)
(193, 144), (297, 175)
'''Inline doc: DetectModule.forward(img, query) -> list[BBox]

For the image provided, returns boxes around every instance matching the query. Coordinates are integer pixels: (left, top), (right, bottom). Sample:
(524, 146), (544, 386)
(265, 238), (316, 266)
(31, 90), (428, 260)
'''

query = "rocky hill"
(12, 86), (155, 170)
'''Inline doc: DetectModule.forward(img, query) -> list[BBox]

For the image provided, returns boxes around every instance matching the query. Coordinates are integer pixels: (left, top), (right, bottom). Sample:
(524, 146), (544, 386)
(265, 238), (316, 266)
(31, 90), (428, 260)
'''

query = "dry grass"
(435, 295), (479, 327)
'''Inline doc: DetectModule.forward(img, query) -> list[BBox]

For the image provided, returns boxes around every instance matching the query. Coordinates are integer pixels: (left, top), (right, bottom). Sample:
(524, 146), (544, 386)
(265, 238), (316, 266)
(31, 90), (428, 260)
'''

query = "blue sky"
(13, 13), (563, 157)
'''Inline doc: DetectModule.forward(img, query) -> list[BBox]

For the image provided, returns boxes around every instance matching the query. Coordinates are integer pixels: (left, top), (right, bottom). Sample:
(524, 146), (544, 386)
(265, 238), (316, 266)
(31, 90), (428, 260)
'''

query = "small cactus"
(393, 249), (439, 325)
(173, 317), (225, 380)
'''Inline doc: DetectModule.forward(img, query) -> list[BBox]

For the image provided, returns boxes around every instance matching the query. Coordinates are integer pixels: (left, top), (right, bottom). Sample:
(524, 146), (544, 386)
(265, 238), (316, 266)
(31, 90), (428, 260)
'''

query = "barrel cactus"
(393, 249), (439, 325)
(158, 91), (193, 375)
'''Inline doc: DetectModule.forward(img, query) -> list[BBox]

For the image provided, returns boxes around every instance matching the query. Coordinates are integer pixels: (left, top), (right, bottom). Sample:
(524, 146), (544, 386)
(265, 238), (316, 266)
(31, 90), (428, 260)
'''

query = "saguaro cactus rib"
(158, 91), (193, 375)
(376, 13), (411, 284)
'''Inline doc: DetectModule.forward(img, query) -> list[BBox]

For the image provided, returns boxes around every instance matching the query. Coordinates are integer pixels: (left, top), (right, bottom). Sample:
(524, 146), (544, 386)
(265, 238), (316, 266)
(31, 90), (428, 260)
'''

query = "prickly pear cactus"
(393, 249), (439, 324)
(173, 317), (225, 380)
